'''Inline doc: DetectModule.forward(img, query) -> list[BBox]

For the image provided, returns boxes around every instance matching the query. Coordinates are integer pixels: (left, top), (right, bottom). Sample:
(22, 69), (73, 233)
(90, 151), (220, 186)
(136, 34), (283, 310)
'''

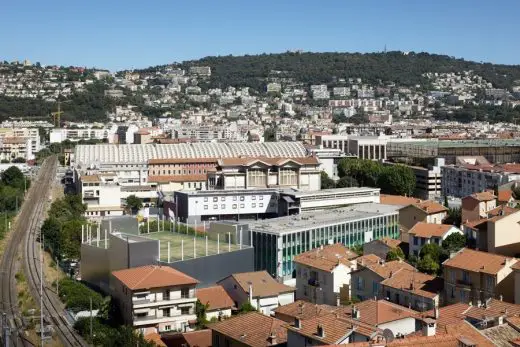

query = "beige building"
(399, 200), (448, 242)
(293, 244), (358, 306)
(351, 255), (415, 301)
(110, 265), (198, 334)
(78, 173), (124, 217)
(461, 191), (497, 223)
(147, 158), (216, 192)
(442, 248), (518, 305)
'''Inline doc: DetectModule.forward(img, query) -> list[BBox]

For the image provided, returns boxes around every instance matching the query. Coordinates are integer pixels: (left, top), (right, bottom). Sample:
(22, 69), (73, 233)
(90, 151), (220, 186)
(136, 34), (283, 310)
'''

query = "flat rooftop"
(391, 139), (520, 148)
(283, 186), (380, 198)
(249, 203), (399, 235)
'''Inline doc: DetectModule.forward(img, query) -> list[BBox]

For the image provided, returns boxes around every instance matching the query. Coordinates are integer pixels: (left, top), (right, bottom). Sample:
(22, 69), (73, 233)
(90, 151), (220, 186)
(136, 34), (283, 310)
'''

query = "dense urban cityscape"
(2, 7), (520, 346)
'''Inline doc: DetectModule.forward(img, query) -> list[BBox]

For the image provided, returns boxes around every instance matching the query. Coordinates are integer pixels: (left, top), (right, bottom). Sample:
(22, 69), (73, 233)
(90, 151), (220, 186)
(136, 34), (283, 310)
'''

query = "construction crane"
(51, 101), (64, 127)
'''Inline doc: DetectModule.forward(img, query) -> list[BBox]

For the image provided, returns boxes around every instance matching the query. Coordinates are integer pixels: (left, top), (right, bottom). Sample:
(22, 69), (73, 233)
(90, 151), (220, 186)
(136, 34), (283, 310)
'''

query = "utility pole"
(56, 257), (59, 297)
(40, 231), (44, 346)
(51, 101), (64, 128)
(89, 297), (93, 342)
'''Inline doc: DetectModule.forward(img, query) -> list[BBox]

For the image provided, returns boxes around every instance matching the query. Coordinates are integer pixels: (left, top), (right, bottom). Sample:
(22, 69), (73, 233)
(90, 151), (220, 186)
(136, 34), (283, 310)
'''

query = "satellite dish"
(382, 329), (395, 343)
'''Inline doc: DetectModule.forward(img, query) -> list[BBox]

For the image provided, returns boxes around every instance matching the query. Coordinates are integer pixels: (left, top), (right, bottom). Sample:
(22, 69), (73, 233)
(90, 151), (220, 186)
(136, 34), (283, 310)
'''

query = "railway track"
(0, 156), (89, 347)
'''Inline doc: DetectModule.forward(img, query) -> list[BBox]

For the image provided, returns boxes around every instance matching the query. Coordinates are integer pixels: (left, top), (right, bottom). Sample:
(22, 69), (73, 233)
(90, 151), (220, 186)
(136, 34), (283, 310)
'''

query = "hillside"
(145, 51), (520, 91)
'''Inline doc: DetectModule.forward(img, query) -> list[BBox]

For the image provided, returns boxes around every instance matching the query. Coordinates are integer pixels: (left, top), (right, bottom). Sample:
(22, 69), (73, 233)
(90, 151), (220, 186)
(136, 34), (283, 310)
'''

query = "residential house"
(293, 244), (358, 306)
(351, 256), (415, 301)
(380, 268), (443, 311)
(442, 248), (518, 305)
(461, 191), (496, 223)
(150, 330), (212, 347)
(196, 285), (234, 320)
(210, 311), (288, 347)
(217, 271), (295, 316)
(362, 238), (403, 261)
(408, 223), (463, 257)
(273, 300), (337, 325)
(110, 265), (198, 334)
(399, 201), (448, 242)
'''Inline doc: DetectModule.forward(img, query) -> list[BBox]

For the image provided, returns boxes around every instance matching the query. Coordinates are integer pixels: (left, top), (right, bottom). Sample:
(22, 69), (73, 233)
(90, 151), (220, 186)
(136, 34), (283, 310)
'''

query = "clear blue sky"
(2, 0), (519, 71)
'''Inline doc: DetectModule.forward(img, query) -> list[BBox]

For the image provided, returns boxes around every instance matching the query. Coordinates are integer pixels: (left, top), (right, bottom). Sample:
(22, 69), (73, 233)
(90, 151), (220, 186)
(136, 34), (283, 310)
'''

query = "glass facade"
(253, 212), (399, 279)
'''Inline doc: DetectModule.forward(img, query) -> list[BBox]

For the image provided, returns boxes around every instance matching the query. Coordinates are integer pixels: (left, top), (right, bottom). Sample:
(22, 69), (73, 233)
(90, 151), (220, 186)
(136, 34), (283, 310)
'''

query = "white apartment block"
(316, 134), (389, 160)
(50, 127), (117, 143)
(78, 173), (124, 218)
(110, 265), (198, 335)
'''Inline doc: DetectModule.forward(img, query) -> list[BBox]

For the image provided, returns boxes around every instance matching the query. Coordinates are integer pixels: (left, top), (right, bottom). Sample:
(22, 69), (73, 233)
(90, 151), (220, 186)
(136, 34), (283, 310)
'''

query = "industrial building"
(387, 139), (520, 164)
(245, 203), (400, 281)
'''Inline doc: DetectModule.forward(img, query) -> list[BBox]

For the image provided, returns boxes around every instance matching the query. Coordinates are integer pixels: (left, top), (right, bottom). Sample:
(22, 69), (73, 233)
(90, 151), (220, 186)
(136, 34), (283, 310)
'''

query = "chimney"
(433, 306), (439, 320)
(352, 306), (360, 320)
(422, 318), (437, 337)
(267, 332), (277, 345)
(294, 317), (301, 329)
(317, 324), (325, 338)
(249, 284), (253, 303)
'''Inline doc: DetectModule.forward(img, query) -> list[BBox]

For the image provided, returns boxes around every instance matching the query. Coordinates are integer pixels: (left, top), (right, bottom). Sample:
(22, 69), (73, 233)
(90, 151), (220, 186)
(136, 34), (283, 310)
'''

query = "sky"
(2, 0), (519, 71)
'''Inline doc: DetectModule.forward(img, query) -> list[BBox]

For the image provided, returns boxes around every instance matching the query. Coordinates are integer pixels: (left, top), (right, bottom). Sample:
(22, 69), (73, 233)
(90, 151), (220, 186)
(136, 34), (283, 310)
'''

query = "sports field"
(141, 231), (243, 262)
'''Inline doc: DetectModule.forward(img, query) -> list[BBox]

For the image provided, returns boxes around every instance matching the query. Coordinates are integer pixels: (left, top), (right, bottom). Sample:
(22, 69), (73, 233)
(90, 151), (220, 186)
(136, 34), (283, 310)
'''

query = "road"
(0, 156), (89, 347)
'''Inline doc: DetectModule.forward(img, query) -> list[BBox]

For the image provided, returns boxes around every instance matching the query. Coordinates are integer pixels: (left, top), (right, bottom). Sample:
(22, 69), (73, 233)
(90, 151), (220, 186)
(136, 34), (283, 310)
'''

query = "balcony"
(133, 312), (195, 325)
(132, 295), (196, 308)
(457, 279), (472, 288)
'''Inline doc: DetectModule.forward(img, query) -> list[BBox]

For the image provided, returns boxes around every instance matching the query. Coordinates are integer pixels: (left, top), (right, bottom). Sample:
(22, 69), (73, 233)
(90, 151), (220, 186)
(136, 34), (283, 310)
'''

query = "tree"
(444, 207), (462, 227)
(442, 233), (466, 254)
(126, 195), (143, 214)
(1, 166), (26, 191)
(512, 186), (520, 200)
(336, 176), (358, 188)
(386, 247), (405, 261)
(419, 243), (442, 262)
(238, 302), (257, 314)
(417, 254), (440, 275)
(320, 171), (335, 189)
(377, 165), (416, 196)
(11, 157), (26, 163)
(195, 300), (209, 328)
(263, 127), (277, 142)
(444, 195), (449, 208)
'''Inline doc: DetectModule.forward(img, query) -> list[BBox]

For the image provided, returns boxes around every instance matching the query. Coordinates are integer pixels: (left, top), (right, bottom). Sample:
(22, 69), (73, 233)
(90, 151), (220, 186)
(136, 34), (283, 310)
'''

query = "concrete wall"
(167, 247), (254, 288)
(80, 244), (110, 293)
(379, 317), (416, 336)
(489, 211), (520, 256)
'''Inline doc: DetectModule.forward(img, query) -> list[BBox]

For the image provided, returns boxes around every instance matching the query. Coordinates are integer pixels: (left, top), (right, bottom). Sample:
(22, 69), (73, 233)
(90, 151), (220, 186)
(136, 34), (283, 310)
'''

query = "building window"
(204, 205), (208, 210)
(181, 307), (190, 315)
(221, 204), (225, 209)
(181, 288), (190, 298)
(413, 237), (418, 246)
(486, 276), (494, 290)
(252, 203), (256, 208)
(259, 203), (264, 207)
(240, 204), (244, 208)
(462, 271), (470, 284)
(232, 204), (237, 209)
(259, 196), (264, 200)
(252, 196), (256, 200)
(221, 197), (225, 201)
(233, 196), (237, 201)
(357, 277), (364, 290)
(240, 196), (245, 201)
(213, 197), (218, 202)
(213, 204), (218, 209)
(164, 325), (171, 331)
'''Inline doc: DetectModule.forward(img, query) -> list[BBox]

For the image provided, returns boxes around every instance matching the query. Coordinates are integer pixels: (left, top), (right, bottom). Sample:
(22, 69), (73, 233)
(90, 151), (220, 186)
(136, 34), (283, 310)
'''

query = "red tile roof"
(380, 269), (443, 299)
(111, 265), (198, 290)
(293, 244), (358, 272)
(467, 191), (496, 202)
(414, 201), (448, 215)
(380, 194), (422, 206)
(498, 190), (514, 203)
(218, 271), (294, 299)
(357, 259), (415, 280)
(442, 248), (517, 275)
(148, 174), (207, 183)
(196, 285), (234, 311)
(144, 332), (166, 347)
(209, 311), (287, 347)
(408, 223), (458, 238)
(273, 300), (337, 321)
(182, 330), (212, 347)
(340, 299), (420, 326)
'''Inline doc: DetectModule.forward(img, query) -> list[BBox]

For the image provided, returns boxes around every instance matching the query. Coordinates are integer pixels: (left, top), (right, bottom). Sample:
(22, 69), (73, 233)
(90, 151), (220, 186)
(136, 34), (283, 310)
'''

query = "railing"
(134, 311), (194, 322)
(133, 295), (196, 305)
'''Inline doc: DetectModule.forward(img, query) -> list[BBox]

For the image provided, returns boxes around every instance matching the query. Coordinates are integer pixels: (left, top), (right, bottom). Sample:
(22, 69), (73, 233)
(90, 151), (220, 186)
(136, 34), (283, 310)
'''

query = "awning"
(282, 196), (295, 203)
(134, 308), (150, 314)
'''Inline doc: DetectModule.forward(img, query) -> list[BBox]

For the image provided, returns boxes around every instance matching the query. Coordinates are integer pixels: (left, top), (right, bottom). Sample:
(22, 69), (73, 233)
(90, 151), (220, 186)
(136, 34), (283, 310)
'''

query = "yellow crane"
(51, 101), (64, 127)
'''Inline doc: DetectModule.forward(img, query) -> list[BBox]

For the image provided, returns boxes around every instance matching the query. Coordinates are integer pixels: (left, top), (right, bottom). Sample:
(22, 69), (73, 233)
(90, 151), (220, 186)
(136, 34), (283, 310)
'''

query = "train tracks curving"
(0, 156), (89, 346)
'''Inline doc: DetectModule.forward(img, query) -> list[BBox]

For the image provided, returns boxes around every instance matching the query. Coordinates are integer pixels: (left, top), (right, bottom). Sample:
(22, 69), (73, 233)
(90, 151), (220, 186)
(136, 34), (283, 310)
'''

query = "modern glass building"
(250, 203), (400, 281)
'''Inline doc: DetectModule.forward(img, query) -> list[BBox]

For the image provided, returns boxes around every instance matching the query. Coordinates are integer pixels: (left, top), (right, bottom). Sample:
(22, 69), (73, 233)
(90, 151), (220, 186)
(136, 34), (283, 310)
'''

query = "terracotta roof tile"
(196, 285), (234, 311)
(377, 237), (403, 249)
(144, 332), (166, 347)
(357, 259), (415, 279)
(487, 206), (520, 222)
(148, 158), (218, 164)
(408, 223), (458, 238)
(340, 299), (420, 326)
(293, 244), (358, 272)
(273, 300), (337, 321)
(380, 268), (443, 299)
(463, 299), (520, 321)
(218, 271), (295, 298)
(209, 311), (287, 347)
(111, 265), (198, 290)
(442, 248), (517, 275)
(423, 303), (471, 329)
(467, 191), (496, 202)
(355, 254), (383, 267)
(498, 190), (514, 203)
(182, 330), (212, 347)
(218, 156), (319, 167)
(414, 201), (448, 214)
(148, 174), (207, 183)
(380, 194), (422, 206)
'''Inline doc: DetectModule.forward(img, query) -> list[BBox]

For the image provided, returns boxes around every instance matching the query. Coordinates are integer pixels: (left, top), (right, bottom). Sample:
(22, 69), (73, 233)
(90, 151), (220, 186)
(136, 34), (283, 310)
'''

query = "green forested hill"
(170, 51), (520, 91)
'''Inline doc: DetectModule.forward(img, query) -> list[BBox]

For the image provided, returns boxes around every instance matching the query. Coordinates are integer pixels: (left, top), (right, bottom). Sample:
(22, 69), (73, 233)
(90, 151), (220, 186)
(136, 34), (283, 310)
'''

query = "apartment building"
(351, 256), (415, 302)
(110, 265), (198, 334)
(78, 173), (124, 217)
(408, 223), (463, 257)
(294, 244), (358, 306)
(0, 137), (33, 161)
(217, 271), (295, 316)
(442, 248), (518, 305)
(0, 127), (41, 155)
(461, 191), (497, 223)
(442, 163), (520, 198)
(207, 156), (321, 191)
(315, 134), (389, 160)
(380, 268), (443, 311)
(363, 238), (402, 260)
